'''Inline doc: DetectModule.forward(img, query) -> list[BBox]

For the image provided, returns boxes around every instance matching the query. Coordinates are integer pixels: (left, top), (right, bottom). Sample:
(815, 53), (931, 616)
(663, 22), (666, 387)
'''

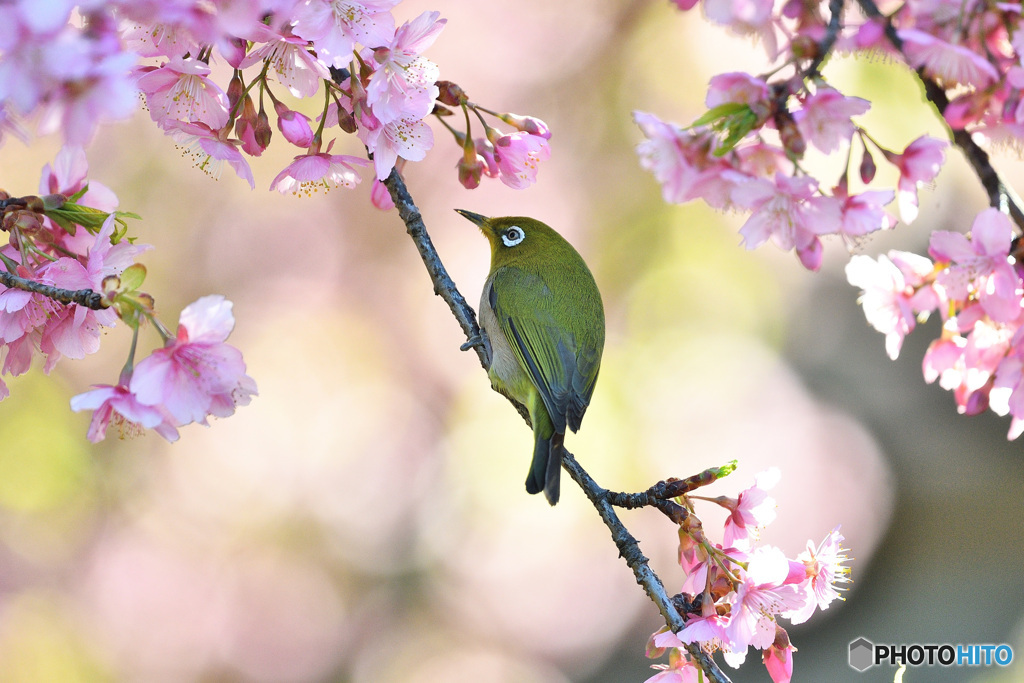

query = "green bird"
(456, 210), (605, 505)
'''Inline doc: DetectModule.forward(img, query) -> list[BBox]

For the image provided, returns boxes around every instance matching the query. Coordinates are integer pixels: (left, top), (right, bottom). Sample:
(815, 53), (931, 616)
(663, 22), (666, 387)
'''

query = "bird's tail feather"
(526, 431), (563, 505)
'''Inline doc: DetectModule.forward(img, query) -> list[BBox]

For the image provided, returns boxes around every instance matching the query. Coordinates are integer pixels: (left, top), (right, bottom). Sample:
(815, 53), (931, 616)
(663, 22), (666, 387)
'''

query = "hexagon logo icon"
(849, 637), (875, 672)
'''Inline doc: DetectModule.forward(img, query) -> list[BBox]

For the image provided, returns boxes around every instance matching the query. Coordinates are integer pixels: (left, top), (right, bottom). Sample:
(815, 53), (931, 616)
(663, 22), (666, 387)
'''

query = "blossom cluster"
(70, 294), (257, 443)
(637, 1), (1024, 438)
(0, 1), (552, 196)
(644, 467), (850, 683)
(638, 0), (1024, 270)
(0, 146), (254, 441)
(847, 208), (1024, 439)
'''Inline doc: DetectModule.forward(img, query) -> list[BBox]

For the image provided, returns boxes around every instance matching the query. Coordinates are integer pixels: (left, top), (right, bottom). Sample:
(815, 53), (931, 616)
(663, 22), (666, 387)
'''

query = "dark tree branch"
(805, 0), (845, 80)
(379, 168), (731, 683)
(0, 269), (106, 309)
(855, 0), (1024, 231)
(562, 451), (729, 683)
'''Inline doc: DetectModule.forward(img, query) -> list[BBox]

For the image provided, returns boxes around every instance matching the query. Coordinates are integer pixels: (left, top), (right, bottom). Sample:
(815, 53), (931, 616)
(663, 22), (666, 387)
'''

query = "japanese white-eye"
(456, 210), (605, 505)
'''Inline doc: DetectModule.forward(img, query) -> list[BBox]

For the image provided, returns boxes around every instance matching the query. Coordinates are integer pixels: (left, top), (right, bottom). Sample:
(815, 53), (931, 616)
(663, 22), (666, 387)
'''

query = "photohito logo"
(849, 637), (1014, 672)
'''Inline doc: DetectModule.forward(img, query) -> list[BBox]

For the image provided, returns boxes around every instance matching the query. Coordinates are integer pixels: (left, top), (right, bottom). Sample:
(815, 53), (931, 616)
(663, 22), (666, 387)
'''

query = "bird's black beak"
(455, 209), (488, 227)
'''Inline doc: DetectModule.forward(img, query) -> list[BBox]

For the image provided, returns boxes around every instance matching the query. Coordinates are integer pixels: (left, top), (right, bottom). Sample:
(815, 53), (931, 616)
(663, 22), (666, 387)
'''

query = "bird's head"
(455, 210), (567, 268)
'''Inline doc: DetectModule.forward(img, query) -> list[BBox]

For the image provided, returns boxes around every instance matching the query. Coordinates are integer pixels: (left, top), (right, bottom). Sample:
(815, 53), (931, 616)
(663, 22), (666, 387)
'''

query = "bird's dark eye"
(501, 226), (526, 247)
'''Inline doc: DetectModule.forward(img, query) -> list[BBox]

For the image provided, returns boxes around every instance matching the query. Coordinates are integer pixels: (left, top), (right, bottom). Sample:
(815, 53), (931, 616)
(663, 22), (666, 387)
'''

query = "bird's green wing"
(489, 267), (601, 434)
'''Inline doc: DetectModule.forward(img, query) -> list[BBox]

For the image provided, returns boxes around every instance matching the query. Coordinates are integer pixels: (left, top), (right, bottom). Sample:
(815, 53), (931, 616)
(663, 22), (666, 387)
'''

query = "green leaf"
(45, 202), (110, 235)
(689, 102), (749, 129)
(119, 264), (147, 292)
(66, 184), (88, 203)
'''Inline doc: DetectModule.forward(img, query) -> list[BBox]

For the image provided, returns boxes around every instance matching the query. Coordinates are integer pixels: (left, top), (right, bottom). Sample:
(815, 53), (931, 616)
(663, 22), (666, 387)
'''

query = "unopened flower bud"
(255, 105), (273, 149)
(335, 106), (357, 134)
(499, 112), (551, 139)
(273, 101), (314, 148)
(371, 179), (394, 210)
(457, 155), (485, 189)
(227, 73), (244, 115)
(474, 137), (498, 177)
(436, 80), (467, 107)
(859, 149), (876, 184)
(222, 38), (247, 69)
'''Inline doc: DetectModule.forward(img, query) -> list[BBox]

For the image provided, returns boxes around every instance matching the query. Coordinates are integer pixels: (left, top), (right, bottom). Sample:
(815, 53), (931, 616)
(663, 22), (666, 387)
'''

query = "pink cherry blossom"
(163, 120), (255, 188)
(705, 72), (770, 109)
(930, 209), (1022, 323)
(703, 0), (778, 57)
(292, 0), (400, 68)
(923, 330), (967, 387)
(722, 467), (778, 547)
(731, 173), (841, 269)
(991, 327), (1024, 439)
(371, 178), (395, 210)
(762, 629), (795, 683)
(239, 29), (331, 98)
(491, 132), (550, 190)
(634, 112), (745, 209)
(136, 56), (230, 129)
(898, 29), (999, 89)
(675, 612), (729, 648)
(270, 147), (370, 194)
(129, 295), (256, 426)
(678, 536), (711, 595)
(846, 251), (938, 360)
(39, 145), (118, 212)
(644, 652), (703, 683)
(933, 319), (1014, 415)
(36, 215), (148, 364)
(785, 527), (850, 624)
(38, 33), (139, 145)
(359, 114), (434, 181)
(888, 135), (947, 223)
(795, 87), (870, 154)
(364, 11), (445, 123)
(725, 547), (806, 651)
(70, 383), (180, 443)
(836, 188), (896, 238)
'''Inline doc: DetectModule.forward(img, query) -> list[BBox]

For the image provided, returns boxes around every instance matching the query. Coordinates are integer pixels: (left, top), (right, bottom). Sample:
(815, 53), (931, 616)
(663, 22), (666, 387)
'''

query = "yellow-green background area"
(1, 2), (1022, 682)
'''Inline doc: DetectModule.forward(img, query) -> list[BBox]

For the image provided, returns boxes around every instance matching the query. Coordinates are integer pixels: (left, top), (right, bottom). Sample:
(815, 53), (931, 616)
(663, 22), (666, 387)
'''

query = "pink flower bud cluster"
(0, 1), (552, 195)
(644, 468), (850, 683)
(847, 208), (1024, 439)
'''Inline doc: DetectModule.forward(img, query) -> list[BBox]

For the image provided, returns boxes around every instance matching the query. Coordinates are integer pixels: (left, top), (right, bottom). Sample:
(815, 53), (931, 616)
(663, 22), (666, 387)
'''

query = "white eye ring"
(501, 226), (526, 247)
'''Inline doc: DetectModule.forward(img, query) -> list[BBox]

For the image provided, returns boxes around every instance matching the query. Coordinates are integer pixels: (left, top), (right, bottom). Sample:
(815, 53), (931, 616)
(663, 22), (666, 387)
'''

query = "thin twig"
(380, 168), (731, 683)
(0, 269), (106, 309)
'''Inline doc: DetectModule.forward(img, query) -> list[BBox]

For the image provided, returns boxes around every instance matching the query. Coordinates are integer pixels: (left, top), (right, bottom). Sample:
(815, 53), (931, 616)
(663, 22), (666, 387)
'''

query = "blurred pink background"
(0, 2), (1022, 682)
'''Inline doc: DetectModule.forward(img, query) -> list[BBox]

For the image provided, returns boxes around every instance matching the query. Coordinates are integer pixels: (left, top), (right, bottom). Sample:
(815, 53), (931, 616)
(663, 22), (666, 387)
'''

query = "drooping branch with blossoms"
(638, 0), (1024, 440)
(0, 1), (865, 682)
